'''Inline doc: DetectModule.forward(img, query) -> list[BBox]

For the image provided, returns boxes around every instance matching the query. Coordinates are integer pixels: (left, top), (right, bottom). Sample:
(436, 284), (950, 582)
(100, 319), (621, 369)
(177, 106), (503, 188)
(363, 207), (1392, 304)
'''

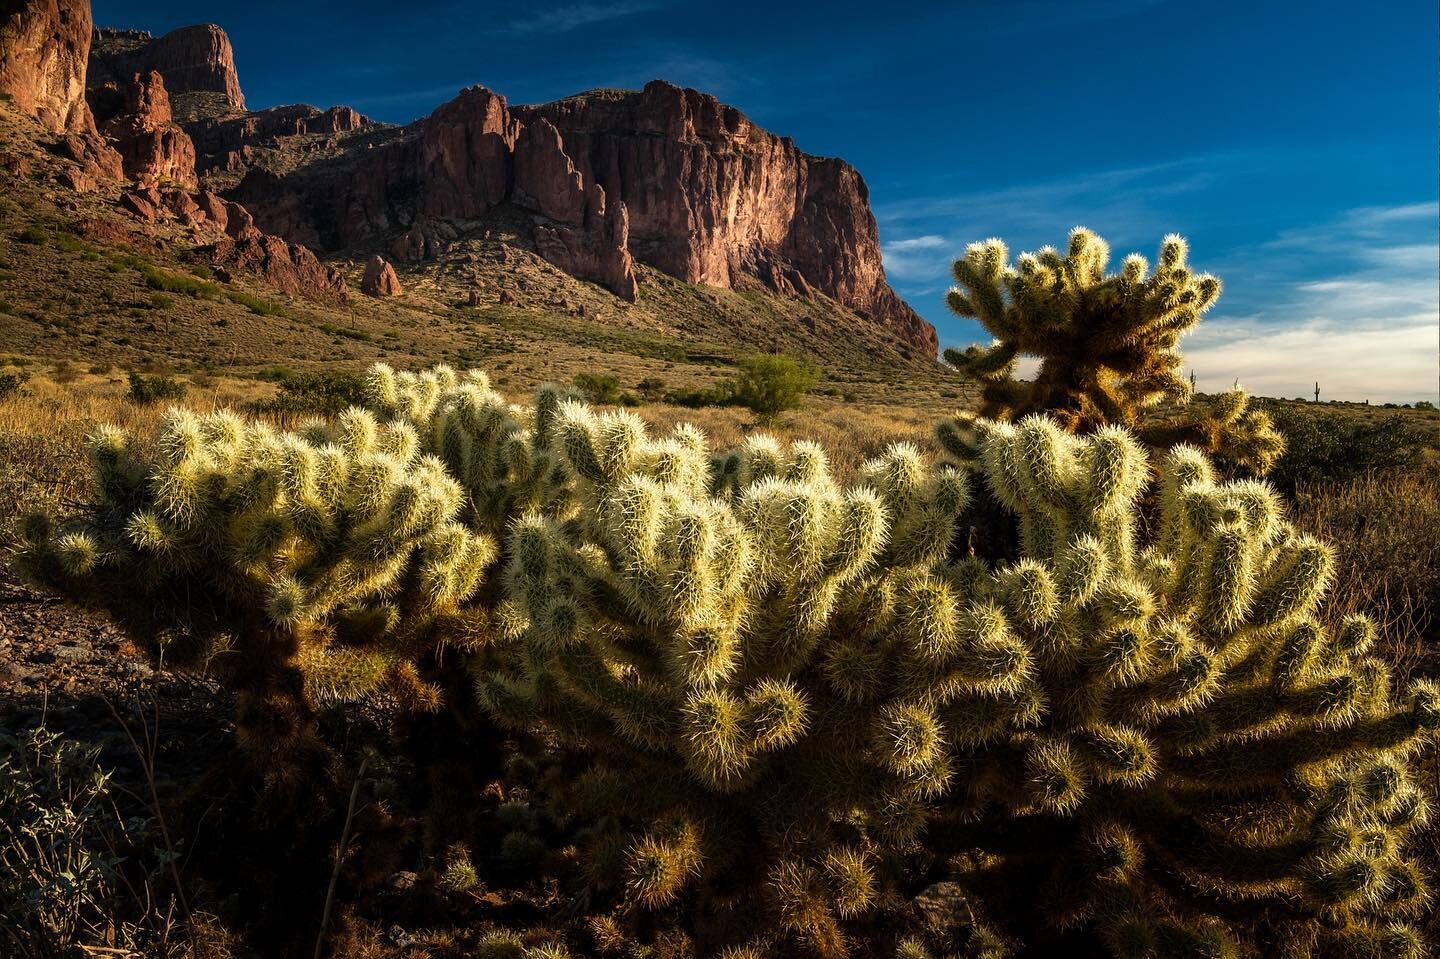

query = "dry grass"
(1292, 469), (1440, 680)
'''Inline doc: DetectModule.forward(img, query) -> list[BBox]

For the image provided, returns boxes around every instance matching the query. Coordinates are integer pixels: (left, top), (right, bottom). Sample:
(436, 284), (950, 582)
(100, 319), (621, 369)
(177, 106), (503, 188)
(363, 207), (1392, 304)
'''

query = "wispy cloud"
(1190, 202), (1438, 404)
(876, 155), (1230, 296)
(499, 1), (665, 36)
(882, 234), (950, 281)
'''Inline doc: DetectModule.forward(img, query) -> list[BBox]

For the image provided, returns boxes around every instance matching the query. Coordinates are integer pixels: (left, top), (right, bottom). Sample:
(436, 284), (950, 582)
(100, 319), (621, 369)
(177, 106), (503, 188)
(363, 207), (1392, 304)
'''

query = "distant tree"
(733, 353), (818, 421)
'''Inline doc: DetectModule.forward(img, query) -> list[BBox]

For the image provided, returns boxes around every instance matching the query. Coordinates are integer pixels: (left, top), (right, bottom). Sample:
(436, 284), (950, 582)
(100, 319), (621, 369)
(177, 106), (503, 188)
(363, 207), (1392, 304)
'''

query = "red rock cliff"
(89, 23), (244, 119)
(0, 0), (96, 132)
(514, 82), (934, 354)
(233, 82), (933, 354)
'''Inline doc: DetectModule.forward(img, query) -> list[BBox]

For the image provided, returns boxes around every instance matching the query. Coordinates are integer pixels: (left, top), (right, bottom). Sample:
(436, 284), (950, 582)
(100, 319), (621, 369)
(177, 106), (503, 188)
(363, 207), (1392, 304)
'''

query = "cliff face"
(92, 69), (199, 189)
(89, 23), (244, 120)
(514, 83), (933, 354)
(235, 82), (935, 354)
(0, 0), (96, 133)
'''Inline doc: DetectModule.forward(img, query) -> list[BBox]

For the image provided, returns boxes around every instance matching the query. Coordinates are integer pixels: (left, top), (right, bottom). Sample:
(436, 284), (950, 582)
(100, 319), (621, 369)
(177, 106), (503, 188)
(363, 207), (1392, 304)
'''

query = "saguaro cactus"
(927, 414), (1437, 957)
(475, 402), (1010, 956)
(16, 406), (498, 793)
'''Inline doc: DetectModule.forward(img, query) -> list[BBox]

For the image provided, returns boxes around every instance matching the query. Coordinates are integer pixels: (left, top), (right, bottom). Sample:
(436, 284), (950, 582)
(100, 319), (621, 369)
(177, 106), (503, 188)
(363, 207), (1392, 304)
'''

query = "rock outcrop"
(89, 23), (243, 121)
(0, 0), (97, 132)
(92, 69), (197, 189)
(111, 180), (347, 301)
(187, 102), (368, 176)
(232, 81), (933, 353)
(514, 82), (933, 354)
(360, 254), (402, 297)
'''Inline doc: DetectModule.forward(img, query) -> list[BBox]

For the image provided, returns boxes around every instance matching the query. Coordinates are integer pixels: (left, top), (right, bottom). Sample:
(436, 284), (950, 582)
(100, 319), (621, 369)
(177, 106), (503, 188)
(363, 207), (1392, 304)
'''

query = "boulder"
(360, 254), (402, 297)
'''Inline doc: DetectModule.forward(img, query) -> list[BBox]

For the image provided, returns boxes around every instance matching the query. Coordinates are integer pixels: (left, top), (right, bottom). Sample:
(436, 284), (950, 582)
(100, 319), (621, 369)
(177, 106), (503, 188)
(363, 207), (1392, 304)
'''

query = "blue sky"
(95, 0), (1439, 402)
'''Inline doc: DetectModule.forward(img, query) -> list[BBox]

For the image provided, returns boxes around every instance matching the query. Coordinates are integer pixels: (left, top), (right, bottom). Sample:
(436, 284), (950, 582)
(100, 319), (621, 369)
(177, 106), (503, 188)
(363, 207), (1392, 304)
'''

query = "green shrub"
(1414, 400), (1435, 411)
(636, 376), (667, 400)
(262, 370), (366, 415)
(138, 265), (221, 299)
(224, 289), (286, 316)
(733, 353), (818, 421)
(1266, 407), (1431, 495)
(125, 371), (187, 405)
(572, 372), (622, 404)
(663, 381), (737, 408)
(15, 226), (46, 245)
(0, 369), (30, 400)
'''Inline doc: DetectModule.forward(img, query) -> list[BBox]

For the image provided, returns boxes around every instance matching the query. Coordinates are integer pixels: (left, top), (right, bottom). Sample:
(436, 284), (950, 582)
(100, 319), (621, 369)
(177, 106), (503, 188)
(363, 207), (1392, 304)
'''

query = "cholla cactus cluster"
(15, 404), (497, 784)
(13, 363), (1436, 958)
(477, 403), (998, 955)
(362, 363), (578, 536)
(929, 415), (1437, 957)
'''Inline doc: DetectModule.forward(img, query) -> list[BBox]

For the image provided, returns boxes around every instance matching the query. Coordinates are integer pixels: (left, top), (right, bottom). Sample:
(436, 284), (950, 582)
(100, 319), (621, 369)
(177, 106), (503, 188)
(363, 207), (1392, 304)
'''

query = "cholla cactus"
(942, 229), (1283, 472)
(945, 228), (1219, 431)
(361, 363), (578, 536)
(15, 405), (497, 790)
(1139, 387), (1286, 475)
(476, 402), (1007, 956)
(928, 415), (1437, 956)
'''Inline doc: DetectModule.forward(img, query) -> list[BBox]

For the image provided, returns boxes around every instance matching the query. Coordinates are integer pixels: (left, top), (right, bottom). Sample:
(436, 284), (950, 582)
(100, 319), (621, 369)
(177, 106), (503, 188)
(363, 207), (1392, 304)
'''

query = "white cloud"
(882, 234), (954, 281)
(1184, 318), (1435, 404)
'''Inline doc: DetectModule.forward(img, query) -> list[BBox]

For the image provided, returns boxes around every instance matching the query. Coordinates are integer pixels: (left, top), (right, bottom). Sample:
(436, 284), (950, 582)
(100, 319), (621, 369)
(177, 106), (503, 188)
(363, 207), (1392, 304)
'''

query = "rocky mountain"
(1, 0), (938, 360)
(88, 24), (244, 120)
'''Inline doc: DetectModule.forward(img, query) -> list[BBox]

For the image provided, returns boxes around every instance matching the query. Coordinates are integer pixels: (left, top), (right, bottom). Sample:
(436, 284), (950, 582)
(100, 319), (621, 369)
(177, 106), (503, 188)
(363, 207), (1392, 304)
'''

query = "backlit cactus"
(15, 404), (497, 788)
(942, 229), (1284, 472)
(475, 401), (995, 956)
(927, 415), (1437, 956)
(361, 362), (578, 536)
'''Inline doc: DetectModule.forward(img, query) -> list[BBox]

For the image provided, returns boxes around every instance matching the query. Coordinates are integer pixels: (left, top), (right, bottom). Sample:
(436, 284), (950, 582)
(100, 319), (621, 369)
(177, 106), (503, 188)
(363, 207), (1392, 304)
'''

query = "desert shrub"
(15, 405), (499, 805)
(0, 368), (30, 400)
(126, 370), (187, 405)
(664, 380), (738, 408)
(0, 727), (178, 956)
(927, 415), (1438, 956)
(224, 289), (286, 316)
(1415, 400), (1436, 411)
(636, 376), (667, 400)
(139, 264), (221, 299)
(1266, 406), (1431, 495)
(733, 352), (818, 421)
(943, 229), (1282, 472)
(263, 369), (366, 415)
(573, 372), (623, 404)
